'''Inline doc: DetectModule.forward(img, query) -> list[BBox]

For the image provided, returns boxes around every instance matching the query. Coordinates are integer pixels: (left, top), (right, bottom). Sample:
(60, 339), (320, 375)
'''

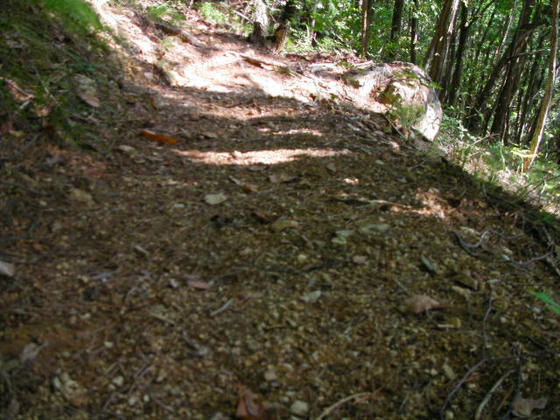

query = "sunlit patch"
(414, 188), (448, 219)
(174, 148), (350, 165)
(275, 128), (324, 137)
(344, 177), (360, 185)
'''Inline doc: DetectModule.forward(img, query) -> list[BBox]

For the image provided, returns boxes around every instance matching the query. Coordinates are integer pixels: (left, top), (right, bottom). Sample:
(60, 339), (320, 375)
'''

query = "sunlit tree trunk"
(409, 0), (418, 63)
(466, 0), (541, 134)
(445, 1), (469, 105)
(489, 0), (536, 144)
(360, 0), (375, 58)
(248, 0), (269, 45)
(523, 0), (558, 171)
(424, 0), (460, 88)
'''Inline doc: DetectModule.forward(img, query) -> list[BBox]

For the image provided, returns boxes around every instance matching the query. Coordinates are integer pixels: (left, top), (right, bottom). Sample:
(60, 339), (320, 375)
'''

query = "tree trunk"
(462, 7), (496, 110)
(409, 0), (418, 63)
(385, 0), (404, 60)
(445, 1), (469, 105)
(514, 33), (546, 144)
(271, 0), (296, 53)
(360, 0), (375, 58)
(523, 0), (558, 171)
(248, 0), (269, 46)
(424, 0), (461, 89)
(465, 0), (541, 134)
(489, 0), (536, 143)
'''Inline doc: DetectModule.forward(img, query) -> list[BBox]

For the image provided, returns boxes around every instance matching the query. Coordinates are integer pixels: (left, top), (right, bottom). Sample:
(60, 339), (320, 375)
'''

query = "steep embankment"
(1, 1), (559, 419)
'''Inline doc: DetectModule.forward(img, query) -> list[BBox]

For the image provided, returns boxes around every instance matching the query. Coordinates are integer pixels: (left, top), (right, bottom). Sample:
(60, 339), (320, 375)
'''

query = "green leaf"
(531, 290), (560, 315)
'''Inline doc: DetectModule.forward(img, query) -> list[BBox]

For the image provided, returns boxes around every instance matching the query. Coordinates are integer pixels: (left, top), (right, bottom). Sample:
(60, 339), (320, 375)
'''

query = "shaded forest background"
(243, 0), (559, 156)
(199, 0), (560, 207)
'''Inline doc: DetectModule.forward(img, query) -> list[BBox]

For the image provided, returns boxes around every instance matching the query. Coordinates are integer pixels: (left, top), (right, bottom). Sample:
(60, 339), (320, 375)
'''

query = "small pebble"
(290, 400), (309, 417)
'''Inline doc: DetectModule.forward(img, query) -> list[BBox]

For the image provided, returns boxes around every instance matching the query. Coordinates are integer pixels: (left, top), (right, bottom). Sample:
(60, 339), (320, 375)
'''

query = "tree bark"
(360, 0), (375, 59)
(445, 1), (469, 105)
(524, 0), (558, 171)
(465, 2), (541, 134)
(409, 0), (418, 63)
(385, 0), (404, 60)
(248, 0), (269, 46)
(424, 0), (461, 89)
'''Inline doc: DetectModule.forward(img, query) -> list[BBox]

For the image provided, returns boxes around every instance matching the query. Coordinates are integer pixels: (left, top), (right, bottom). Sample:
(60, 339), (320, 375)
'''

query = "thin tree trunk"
(445, 1), (469, 105)
(360, 0), (375, 58)
(424, 0), (461, 89)
(248, 0), (269, 45)
(523, 0), (558, 171)
(386, 0), (404, 60)
(515, 33), (545, 144)
(489, 0), (536, 143)
(409, 0), (418, 63)
(465, 6), (540, 133)
(463, 7), (496, 110)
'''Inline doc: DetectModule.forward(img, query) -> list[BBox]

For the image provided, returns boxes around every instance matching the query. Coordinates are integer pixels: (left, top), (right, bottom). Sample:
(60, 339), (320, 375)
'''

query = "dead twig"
(315, 391), (378, 420)
(439, 357), (514, 420)
(153, 21), (207, 48)
(474, 369), (514, 420)
(210, 298), (234, 317)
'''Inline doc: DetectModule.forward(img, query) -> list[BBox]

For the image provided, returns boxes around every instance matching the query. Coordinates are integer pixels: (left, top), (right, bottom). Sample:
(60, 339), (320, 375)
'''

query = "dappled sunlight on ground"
(174, 147), (350, 165)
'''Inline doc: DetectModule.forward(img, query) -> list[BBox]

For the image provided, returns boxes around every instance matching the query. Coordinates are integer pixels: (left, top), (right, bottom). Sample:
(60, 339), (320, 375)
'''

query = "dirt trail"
(1, 2), (559, 419)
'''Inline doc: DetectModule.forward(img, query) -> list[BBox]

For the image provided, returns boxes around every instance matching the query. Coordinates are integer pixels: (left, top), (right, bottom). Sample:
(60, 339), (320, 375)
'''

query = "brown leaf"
(512, 393), (547, 417)
(236, 384), (267, 420)
(269, 173), (297, 184)
(0, 260), (15, 277)
(242, 183), (259, 193)
(405, 294), (443, 314)
(251, 211), (279, 224)
(140, 129), (179, 145)
(73, 74), (100, 107)
(187, 280), (213, 290)
(352, 255), (368, 265)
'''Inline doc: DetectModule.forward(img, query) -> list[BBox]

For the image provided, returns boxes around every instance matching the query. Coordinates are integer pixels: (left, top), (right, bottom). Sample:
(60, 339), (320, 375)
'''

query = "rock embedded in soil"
(290, 400), (309, 417)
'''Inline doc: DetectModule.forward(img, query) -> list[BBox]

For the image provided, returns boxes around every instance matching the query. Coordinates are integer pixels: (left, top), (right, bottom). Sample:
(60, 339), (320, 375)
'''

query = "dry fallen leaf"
(269, 173), (297, 184)
(405, 294), (443, 314)
(242, 183), (259, 193)
(0, 260), (15, 277)
(270, 219), (299, 232)
(352, 255), (368, 265)
(205, 193), (228, 205)
(139, 129), (179, 144)
(187, 279), (214, 290)
(251, 211), (278, 224)
(74, 74), (100, 107)
(236, 384), (267, 420)
(512, 393), (547, 417)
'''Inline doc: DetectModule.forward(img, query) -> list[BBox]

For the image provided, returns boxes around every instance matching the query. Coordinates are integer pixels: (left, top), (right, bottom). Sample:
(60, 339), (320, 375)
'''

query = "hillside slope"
(1, 1), (559, 419)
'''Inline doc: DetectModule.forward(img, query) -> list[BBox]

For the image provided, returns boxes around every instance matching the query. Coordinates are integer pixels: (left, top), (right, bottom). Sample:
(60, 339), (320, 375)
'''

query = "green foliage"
(197, 2), (228, 25)
(147, 3), (185, 23)
(0, 0), (120, 150)
(530, 290), (560, 316)
(42, 0), (102, 33)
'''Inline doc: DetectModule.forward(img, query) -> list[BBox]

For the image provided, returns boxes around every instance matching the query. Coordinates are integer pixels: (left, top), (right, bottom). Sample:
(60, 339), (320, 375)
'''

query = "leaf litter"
(1, 1), (559, 419)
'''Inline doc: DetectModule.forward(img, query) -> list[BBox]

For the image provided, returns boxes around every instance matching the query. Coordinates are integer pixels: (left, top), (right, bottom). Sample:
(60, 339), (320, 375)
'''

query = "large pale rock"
(345, 62), (442, 140)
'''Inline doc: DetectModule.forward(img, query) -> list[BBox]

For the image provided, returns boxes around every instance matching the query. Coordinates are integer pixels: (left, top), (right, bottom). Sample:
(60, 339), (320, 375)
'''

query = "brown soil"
(1, 2), (559, 420)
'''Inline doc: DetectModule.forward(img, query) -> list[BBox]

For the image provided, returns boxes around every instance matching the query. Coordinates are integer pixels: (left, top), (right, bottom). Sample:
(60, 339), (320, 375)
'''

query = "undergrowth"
(0, 0), (122, 154)
(438, 114), (560, 213)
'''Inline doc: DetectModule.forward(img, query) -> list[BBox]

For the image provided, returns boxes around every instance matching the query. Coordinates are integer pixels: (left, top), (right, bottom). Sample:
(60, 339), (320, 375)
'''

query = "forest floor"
(1, 1), (559, 419)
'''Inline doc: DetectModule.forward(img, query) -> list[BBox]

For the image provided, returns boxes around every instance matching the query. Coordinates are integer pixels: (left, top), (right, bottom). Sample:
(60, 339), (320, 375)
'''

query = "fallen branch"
(474, 369), (514, 420)
(210, 298), (234, 317)
(315, 391), (377, 420)
(154, 21), (206, 48)
(234, 52), (290, 70)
